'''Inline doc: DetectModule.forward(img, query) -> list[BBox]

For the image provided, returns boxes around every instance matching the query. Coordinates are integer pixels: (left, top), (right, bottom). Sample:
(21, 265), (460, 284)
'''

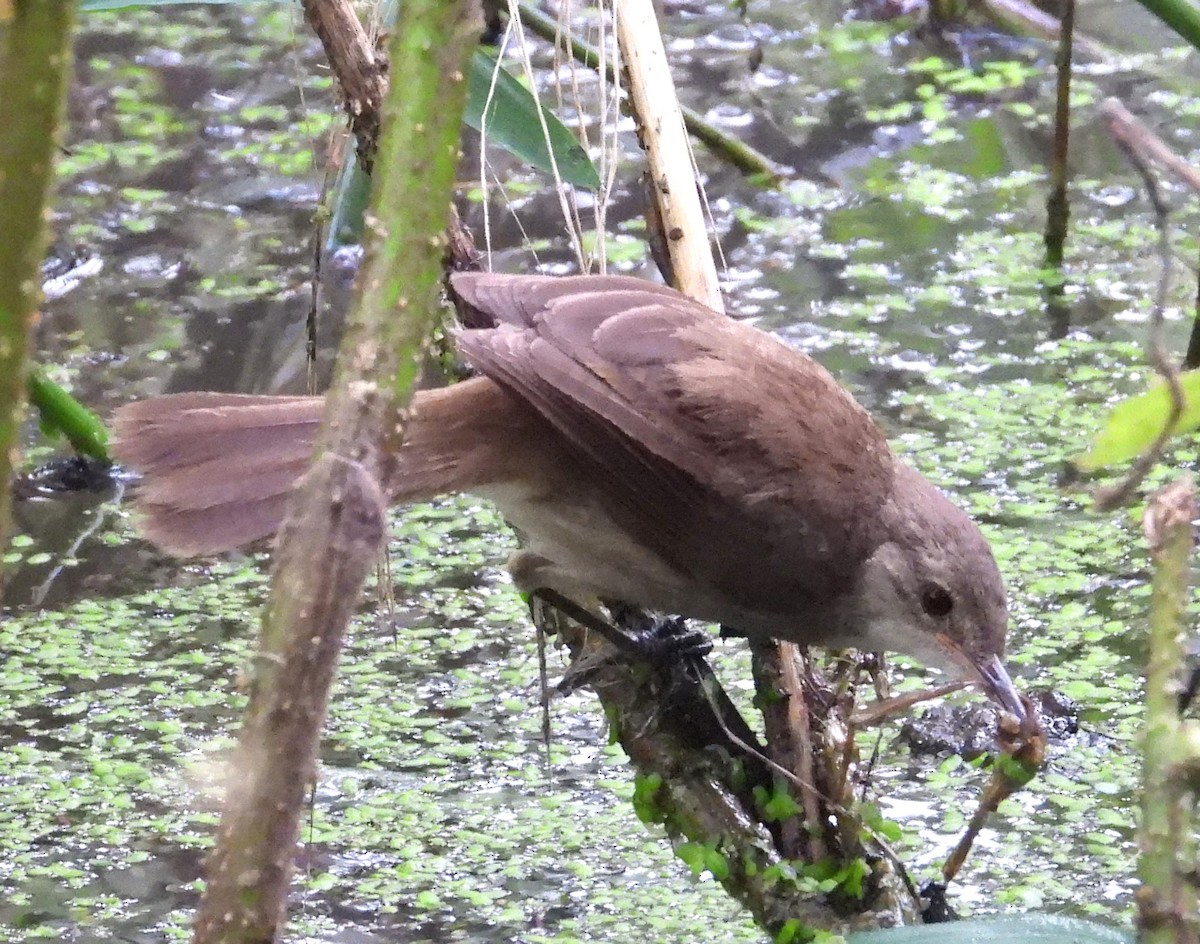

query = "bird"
(111, 271), (1026, 723)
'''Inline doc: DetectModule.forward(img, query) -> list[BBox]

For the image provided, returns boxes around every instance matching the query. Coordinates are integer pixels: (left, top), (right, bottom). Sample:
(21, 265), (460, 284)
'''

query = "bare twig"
(299, 0), (388, 171)
(977, 0), (1110, 60)
(615, 0), (723, 309)
(1102, 99), (1200, 197)
(1097, 98), (1200, 372)
(942, 701), (1044, 882)
(848, 680), (970, 727)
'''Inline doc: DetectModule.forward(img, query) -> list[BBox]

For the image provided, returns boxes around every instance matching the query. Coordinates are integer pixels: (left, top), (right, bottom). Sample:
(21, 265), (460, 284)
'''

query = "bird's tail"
(112, 393), (325, 556)
(111, 379), (518, 557)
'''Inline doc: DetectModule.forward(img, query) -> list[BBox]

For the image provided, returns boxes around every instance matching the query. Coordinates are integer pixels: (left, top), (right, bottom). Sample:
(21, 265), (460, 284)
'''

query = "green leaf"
(675, 841), (708, 877)
(993, 750), (1040, 788)
(702, 845), (730, 881)
(1073, 371), (1200, 472)
(466, 49), (600, 190)
(858, 800), (904, 843)
(630, 772), (666, 824)
(324, 150), (373, 250)
(848, 914), (1132, 943)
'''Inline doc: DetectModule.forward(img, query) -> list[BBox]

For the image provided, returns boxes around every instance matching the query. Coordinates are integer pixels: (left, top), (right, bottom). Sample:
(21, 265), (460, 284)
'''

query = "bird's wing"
(451, 272), (896, 608)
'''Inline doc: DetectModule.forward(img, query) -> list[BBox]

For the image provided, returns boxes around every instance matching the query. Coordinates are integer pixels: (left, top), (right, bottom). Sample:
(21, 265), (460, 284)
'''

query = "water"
(3, 2), (1199, 940)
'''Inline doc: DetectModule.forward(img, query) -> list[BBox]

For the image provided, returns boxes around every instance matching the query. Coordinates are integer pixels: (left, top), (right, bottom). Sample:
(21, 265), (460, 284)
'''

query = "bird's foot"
(609, 607), (713, 666)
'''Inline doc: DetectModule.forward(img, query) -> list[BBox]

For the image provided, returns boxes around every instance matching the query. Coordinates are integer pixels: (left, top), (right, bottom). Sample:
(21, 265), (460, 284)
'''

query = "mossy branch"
(190, 0), (479, 941)
(1138, 476), (1200, 944)
(0, 1), (77, 564)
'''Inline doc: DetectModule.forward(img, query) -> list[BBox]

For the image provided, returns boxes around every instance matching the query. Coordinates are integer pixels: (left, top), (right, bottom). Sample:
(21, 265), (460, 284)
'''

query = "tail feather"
(113, 394), (321, 469)
(138, 462), (310, 510)
(112, 393), (324, 556)
(111, 379), (536, 557)
(135, 495), (309, 559)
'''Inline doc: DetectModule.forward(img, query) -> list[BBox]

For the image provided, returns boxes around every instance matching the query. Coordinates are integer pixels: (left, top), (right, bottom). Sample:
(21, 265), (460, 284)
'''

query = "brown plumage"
(112, 272), (1024, 719)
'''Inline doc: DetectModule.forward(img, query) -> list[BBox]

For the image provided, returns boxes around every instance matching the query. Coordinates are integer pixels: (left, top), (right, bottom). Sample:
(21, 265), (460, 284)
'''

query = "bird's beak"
(937, 636), (1032, 730)
(975, 653), (1028, 724)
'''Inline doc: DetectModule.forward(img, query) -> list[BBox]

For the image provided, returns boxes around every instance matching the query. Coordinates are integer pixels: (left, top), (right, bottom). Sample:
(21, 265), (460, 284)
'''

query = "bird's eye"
(920, 583), (954, 618)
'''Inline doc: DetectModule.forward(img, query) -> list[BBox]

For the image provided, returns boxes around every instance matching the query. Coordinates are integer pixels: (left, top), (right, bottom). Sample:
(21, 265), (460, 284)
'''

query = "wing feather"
(450, 272), (895, 607)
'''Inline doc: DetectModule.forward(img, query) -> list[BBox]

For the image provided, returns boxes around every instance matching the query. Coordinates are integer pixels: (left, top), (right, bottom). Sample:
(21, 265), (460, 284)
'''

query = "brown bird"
(112, 272), (1025, 721)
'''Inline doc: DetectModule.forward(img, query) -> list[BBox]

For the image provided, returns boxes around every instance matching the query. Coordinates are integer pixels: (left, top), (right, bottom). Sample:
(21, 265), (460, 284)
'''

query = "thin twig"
(1102, 99), (1200, 196)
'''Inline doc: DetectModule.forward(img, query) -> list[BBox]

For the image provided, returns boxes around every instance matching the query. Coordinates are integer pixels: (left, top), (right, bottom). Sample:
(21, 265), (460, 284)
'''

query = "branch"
(615, 0), (723, 310)
(299, 0), (389, 172)
(190, 0), (480, 940)
(0, 0), (77, 576)
(1139, 477), (1200, 944)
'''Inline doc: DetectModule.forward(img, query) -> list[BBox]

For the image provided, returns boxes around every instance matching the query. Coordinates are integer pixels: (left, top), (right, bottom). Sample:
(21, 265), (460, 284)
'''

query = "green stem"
(27, 369), (110, 463)
(1139, 478), (1200, 943)
(0, 1), (78, 556)
(1043, 0), (1074, 271)
(190, 0), (478, 940)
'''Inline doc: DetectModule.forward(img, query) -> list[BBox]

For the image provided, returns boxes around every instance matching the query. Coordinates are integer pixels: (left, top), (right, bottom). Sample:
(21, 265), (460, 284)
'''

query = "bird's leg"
(531, 589), (640, 654)
(530, 591), (697, 696)
(513, 549), (711, 666)
(529, 588), (712, 667)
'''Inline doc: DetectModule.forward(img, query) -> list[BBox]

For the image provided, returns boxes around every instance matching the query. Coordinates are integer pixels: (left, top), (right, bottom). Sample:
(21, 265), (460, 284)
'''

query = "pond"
(2, 1), (1199, 940)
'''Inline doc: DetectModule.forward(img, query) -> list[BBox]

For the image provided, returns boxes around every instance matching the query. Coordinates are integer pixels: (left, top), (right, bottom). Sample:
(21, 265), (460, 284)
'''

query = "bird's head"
(854, 463), (1028, 727)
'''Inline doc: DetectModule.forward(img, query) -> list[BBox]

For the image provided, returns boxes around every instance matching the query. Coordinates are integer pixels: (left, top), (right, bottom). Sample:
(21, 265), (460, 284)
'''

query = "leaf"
(325, 150), (373, 250)
(466, 49), (600, 190)
(1073, 371), (1200, 472)
(848, 914), (1132, 943)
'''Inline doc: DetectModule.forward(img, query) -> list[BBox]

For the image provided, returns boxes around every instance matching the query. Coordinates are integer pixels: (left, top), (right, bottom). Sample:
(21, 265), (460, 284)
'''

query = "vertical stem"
(1140, 477), (1200, 944)
(614, 0), (723, 312)
(0, 0), (77, 561)
(190, 0), (479, 940)
(1043, 0), (1075, 271)
(1041, 0), (1074, 338)
(1185, 247), (1200, 371)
